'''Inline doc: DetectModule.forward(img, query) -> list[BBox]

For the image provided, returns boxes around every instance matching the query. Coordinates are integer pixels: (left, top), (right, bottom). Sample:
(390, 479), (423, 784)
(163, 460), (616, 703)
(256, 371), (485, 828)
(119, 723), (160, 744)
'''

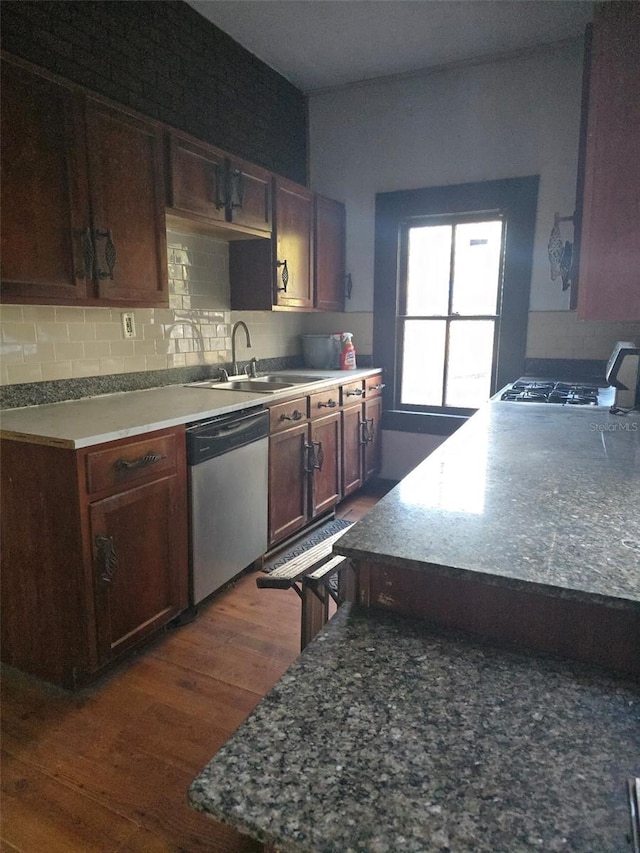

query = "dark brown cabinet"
(315, 195), (346, 311)
(269, 417), (309, 545)
(363, 395), (383, 482)
(309, 411), (342, 518)
(0, 57), (168, 307)
(230, 176), (314, 311)
(575, 2), (640, 321)
(167, 133), (272, 235)
(341, 374), (383, 495)
(0, 426), (188, 688)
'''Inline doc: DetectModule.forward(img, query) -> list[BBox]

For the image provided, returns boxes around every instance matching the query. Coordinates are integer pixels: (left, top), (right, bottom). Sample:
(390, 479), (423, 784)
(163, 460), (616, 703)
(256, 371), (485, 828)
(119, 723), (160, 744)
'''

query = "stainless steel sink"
(186, 373), (330, 393)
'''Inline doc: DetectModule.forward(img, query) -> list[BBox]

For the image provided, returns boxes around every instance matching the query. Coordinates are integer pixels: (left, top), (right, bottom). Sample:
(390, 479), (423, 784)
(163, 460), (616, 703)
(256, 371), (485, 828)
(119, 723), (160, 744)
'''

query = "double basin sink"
(187, 373), (331, 394)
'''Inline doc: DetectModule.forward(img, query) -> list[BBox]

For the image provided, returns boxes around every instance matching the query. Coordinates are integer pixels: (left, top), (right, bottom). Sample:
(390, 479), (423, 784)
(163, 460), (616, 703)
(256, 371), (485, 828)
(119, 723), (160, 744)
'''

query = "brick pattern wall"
(0, 0), (307, 184)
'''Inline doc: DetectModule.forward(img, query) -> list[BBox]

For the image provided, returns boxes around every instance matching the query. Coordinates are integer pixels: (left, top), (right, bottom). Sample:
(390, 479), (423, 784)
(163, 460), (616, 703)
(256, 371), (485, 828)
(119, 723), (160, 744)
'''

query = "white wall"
(309, 42), (585, 314)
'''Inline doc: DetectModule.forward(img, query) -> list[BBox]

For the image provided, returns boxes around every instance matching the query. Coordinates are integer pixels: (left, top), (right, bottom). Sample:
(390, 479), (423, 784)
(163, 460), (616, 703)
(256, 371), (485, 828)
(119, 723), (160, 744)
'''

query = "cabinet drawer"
(85, 432), (178, 495)
(365, 374), (385, 398)
(341, 380), (365, 405)
(269, 397), (308, 433)
(309, 387), (340, 418)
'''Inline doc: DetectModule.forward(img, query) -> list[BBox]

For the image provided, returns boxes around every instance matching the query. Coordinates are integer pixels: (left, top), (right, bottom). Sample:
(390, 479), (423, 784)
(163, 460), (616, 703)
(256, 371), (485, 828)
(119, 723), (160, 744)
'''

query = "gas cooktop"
(500, 379), (615, 407)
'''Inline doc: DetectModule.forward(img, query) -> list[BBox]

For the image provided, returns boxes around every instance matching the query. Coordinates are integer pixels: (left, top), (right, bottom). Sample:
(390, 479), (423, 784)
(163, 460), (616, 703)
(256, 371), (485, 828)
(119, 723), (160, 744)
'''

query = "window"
(399, 215), (505, 412)
(373, 176), (539, 435)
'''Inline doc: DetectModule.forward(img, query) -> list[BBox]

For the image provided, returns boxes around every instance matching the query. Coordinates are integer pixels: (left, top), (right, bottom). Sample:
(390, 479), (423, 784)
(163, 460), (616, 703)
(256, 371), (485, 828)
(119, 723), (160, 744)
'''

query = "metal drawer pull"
(276, 259), (288, 292)
(346, 388), (363, 397)
(114, 451), (166, 471)
(95, 533), (118, 584)
(279, 409), (302, 422)
(370, 383), (386, 392)
(359, 419), (368, 446)
(317, 399), (337, 408)
(230, 168), (245, 209)
(313, 440), (324, 471)
(95, 228), (116, 280)
(366, 418), (375, 443)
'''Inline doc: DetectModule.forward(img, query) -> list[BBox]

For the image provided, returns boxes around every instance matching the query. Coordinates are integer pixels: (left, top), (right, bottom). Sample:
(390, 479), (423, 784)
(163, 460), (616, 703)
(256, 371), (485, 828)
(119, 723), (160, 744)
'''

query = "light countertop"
(0, 368), (379, 449)
(190, 603), (640, 853)
(335, 402), (640, 611)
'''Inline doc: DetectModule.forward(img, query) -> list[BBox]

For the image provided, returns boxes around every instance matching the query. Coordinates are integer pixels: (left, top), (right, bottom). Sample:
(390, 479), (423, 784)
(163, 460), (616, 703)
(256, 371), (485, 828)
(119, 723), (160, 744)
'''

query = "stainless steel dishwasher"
(186, 406), (269, 606)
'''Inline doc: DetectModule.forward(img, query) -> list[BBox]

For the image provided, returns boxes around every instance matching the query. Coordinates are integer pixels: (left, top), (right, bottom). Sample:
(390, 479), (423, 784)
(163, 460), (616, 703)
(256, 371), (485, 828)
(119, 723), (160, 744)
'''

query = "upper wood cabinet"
(167, 133), (272, 235)
(315, 195), (346, 312)
(576, 2), (640, 321)
(0, 57), (168, 307)
(230, 175), (314, 311)
(274, 177), (314, 309)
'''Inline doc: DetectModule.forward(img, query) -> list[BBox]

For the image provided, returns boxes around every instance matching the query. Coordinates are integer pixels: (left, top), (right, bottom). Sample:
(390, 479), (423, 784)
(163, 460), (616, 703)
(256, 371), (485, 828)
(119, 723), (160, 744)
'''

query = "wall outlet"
(121, 312), (136, 338)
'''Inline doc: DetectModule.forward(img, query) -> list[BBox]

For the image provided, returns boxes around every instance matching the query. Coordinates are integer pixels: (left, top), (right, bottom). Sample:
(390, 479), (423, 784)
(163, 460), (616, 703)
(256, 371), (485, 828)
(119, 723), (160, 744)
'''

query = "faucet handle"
(245, 357), (259, 378)
(218, 367), (230, 383)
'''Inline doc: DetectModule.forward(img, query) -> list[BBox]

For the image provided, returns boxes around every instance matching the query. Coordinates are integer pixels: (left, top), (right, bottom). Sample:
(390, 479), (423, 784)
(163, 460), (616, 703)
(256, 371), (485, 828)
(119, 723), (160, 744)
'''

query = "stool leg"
(337, 559), (357, 604)
(301, 583), (329, 650)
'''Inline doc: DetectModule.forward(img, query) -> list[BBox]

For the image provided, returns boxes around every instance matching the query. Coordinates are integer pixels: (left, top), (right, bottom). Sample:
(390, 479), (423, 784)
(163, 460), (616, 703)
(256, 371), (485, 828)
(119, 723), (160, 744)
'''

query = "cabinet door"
(274, 178), (313, 309)
(269, 423), (309, 545)
(577, 2), (640, 320)
(85, 101), (168, 305)
(363, 396), (382, 482)
(342, 403), (365, 498)
(168, 134), (227, 222)
(228, 158), (272, 233)
(0, 60), (92, 303)
(90, 476), (188, 663)
(309, 411), (341, 518)
(315, 195), (345, 311)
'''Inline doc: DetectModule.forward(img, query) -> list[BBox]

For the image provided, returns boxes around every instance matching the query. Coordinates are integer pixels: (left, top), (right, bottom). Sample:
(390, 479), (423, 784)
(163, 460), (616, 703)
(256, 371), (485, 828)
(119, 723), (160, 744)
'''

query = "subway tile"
(2, 322), (37, 344)
(145, 355), (169, 371)
(23, 343), (55, 363)
(94, 322), (123, 340)
(168, 353), (187, 368)
(99, 357), (125, 375)
(22, 306), (57, 322)
(84, 307), (114, 322)
(0, 306), (24, 323)
(122, 357), (148, 373)
(168, 263), (184, 279)
(142, 323), (164, 340)
(55, 342), (85, 361)
(6, 362), (43, 384)
(133, 339), (156, 356)
(0, 343), (24, 363)
(110, 340), (136, 357)
(55, 307), (86, 323)
(36, 322), (71, 342)
(71, 359), (101, 378)
(41, 362), (73, 381)
(68, 323), (97, 341)
(85, 341), (112, 358)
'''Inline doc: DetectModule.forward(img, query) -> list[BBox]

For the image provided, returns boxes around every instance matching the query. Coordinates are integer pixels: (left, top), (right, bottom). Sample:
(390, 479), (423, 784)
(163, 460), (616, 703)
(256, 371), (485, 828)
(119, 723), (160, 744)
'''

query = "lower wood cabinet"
(0, 426), (188, 688)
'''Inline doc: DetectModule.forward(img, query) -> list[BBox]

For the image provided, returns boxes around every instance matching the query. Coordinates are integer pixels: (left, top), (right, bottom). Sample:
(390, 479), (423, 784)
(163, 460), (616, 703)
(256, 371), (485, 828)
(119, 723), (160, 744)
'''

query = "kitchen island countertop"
(189, 603), (639, 853)
(335, 401), (640, 612)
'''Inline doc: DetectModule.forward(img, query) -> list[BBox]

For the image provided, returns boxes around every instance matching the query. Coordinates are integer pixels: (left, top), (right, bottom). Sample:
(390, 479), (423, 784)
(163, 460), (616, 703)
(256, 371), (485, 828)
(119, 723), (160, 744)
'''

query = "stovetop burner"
(501, 380), (601, 406)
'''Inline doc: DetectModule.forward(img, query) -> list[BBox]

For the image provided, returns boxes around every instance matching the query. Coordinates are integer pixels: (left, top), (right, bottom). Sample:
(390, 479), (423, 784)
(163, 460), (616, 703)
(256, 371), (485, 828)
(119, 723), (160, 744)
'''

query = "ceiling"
(186, 0), (593, 93)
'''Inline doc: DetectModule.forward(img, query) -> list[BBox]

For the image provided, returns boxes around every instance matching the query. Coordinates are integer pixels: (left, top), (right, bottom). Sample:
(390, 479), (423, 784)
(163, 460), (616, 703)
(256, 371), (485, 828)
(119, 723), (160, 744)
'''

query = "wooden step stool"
(256, 529), (354, 649)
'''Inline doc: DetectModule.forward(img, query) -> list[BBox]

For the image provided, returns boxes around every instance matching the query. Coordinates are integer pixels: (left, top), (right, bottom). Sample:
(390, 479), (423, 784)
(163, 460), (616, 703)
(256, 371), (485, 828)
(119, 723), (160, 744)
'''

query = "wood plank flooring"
(1, 485), (389, 853)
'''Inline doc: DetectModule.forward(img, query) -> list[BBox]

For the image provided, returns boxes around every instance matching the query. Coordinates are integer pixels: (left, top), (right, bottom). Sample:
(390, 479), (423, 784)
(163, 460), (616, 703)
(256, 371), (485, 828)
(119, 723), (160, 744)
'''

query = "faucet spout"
(231, 321), (252, 375)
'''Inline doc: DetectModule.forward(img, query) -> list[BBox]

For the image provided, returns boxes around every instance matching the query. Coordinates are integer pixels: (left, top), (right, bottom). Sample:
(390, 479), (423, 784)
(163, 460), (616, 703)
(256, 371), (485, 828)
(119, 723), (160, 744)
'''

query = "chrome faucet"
(231, 321), (252, 375)
(244, 357), (259, 378)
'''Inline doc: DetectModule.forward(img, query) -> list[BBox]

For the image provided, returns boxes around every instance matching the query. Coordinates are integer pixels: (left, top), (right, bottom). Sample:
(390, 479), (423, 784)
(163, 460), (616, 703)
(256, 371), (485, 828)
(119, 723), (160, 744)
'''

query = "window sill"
(382, 409), (470, 437)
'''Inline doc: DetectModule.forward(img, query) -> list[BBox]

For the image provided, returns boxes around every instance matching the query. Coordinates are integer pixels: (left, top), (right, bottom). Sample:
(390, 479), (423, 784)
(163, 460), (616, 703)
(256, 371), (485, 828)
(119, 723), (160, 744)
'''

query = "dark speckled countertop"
(335, 402), (640, 611)
(189, 604), (640, 853)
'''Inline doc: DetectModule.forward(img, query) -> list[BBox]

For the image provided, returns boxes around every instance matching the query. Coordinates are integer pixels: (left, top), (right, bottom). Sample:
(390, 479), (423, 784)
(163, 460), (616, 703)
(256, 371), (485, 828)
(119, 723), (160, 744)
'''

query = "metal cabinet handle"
(214, 163), (226, 209)
(276, 259), (288, 292)
(359, 418), (368, 446)
(76, 227), (95, 279)
(346, 388), (363, 397)
(313, 440), (324, 471)
(304, 439), (315, 474)
(95, 533), (118, 584)
(95, 229), (116, 280)
(279, 409), (302, 422)
(229, 168), (245, 209)
(317, 399), (337, 409)
(370, 383), (386, 392)
(366, 417), (375, 444)
(113, 452), (166, 472)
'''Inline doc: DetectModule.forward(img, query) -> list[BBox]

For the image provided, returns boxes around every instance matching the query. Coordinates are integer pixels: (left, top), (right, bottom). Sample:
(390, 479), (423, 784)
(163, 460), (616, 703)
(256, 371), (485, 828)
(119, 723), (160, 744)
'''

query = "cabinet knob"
(280, 409), (302, 422)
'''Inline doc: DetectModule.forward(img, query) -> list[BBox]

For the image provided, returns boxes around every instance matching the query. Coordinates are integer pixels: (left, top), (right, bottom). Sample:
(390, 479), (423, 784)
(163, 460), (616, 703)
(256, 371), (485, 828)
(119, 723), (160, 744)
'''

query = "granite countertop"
(335, 402), (640, 612)
(0, 368), (378, 449)
(189, 603), (640, 853)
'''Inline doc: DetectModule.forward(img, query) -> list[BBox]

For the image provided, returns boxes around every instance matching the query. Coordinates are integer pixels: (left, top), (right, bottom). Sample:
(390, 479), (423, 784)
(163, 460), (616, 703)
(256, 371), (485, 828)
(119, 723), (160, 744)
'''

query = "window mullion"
(441, 224), (457, 407)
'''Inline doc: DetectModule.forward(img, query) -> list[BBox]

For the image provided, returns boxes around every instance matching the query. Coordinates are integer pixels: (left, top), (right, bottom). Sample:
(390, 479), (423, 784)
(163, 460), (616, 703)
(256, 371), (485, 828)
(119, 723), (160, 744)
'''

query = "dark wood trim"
(373, 175), (539, 421)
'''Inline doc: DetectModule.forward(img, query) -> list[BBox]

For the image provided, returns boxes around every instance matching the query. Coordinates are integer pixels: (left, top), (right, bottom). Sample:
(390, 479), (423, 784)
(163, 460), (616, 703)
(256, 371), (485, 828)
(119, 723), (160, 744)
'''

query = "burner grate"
(501, 380), (600, 405)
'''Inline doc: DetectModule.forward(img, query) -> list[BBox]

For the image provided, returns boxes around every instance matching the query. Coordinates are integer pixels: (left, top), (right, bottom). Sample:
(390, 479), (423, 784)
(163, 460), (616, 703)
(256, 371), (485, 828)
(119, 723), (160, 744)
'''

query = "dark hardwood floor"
(1, 484), (390, 853)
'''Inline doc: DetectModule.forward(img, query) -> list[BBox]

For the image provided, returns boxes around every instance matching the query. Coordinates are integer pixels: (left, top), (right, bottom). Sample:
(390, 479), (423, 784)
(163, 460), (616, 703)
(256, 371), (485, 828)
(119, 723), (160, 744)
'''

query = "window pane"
(406, 225), (451, 316)
(445, 320), (495, 408)
(400, 320), (446, 406)
(451, 220), (502, 316)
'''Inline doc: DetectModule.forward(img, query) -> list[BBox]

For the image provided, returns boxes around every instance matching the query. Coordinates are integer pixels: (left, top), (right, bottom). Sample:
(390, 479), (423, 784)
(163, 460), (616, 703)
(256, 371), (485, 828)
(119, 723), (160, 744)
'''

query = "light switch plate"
(121, 312), (136, 338)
